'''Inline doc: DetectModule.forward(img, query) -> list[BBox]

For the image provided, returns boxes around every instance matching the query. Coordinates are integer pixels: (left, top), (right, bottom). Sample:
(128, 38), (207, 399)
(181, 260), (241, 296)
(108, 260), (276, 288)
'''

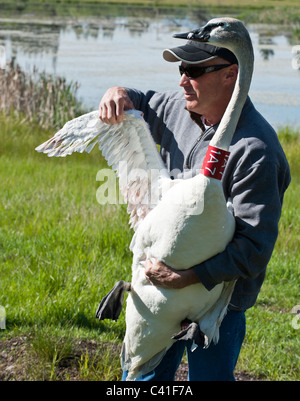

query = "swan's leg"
(95, 280), (131, 321)
(172, 320), (204, 351)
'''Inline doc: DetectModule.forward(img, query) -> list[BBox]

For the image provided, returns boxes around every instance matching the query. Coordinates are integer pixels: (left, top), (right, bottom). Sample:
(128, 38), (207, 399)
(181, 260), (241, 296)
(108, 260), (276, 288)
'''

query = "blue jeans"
(122, 310), (246, 381)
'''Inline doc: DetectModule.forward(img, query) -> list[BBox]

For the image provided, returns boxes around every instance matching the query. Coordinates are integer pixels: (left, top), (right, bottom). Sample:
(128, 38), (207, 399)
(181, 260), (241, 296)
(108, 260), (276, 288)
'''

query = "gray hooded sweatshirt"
(126, 88), (291, 311)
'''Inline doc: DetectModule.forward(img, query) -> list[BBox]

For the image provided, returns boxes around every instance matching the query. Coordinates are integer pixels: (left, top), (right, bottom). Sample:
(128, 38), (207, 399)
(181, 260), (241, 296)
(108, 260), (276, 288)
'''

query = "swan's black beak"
(173, 28), (210, 42)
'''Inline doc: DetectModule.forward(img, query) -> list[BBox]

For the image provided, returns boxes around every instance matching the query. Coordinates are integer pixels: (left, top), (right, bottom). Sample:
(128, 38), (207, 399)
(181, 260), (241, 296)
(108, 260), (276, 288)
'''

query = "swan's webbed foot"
(172, 319), (204, 351)
(95, 280), (131, 322)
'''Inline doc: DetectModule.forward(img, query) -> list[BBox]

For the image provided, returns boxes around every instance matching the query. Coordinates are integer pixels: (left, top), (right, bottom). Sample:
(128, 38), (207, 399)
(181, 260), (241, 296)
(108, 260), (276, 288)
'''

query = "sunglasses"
(179, 64), (232, 79)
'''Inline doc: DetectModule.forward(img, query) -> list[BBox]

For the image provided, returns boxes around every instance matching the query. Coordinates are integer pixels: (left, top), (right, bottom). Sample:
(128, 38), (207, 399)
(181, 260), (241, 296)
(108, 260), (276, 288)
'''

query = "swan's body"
(36, 17), (254, 380)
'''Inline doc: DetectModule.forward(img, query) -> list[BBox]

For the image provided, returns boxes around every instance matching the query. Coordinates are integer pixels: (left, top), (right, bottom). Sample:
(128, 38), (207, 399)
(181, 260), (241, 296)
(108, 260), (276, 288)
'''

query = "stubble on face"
(179, 59), (236, 125)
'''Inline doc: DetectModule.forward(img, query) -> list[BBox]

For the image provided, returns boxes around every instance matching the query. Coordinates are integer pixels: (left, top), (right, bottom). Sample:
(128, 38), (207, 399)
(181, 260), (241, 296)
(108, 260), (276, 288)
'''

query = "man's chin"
(185, 102), (199, 113)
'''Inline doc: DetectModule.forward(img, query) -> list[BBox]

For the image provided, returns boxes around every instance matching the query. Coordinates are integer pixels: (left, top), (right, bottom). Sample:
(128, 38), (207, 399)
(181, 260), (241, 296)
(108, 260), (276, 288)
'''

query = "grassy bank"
(0, 111), (299, 380)
(0, 113), (132, 380)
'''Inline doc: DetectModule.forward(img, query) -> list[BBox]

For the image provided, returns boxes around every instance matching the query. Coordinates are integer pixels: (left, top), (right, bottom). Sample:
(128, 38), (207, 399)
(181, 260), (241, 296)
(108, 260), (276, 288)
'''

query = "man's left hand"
(144, 259), (200, 289)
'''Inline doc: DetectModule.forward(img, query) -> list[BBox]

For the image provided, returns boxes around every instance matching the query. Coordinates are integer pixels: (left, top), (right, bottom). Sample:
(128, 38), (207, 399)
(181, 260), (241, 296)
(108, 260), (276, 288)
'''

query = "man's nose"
(179, 73), (191, 87)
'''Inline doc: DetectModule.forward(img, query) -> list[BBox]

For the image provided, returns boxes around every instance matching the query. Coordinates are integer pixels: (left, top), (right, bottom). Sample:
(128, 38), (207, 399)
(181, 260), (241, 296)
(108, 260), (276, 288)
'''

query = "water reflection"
(292, 46), (300, 70)
(0, 14), (200, 61)
(0, 21), (60, 57)
(259, 35), (275, 60)
(0, 14), (299, 129)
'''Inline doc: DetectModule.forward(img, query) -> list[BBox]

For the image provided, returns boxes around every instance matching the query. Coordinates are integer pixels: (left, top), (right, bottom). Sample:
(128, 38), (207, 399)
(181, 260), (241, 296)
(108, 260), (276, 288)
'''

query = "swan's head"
(173, 17), (254, 66)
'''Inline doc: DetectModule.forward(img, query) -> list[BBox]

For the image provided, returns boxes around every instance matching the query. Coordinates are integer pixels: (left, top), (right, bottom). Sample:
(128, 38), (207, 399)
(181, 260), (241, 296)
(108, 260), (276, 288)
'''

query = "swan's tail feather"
(95, 281), (131, 322)
(198, 280), (236, 347)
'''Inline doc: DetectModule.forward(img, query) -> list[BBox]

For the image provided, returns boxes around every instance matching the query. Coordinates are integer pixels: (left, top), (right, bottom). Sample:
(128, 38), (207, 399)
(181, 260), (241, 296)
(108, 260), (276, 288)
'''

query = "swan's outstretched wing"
(35, 110), (170, 230)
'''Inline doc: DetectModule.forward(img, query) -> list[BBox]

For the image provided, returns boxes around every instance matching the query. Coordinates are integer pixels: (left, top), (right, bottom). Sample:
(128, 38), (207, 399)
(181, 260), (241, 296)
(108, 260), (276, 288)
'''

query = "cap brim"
(163, 43), (217, 64)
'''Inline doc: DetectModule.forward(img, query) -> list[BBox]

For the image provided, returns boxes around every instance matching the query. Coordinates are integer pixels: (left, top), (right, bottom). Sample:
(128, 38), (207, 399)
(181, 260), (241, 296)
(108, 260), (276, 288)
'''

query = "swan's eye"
(218, 22), (225, 27)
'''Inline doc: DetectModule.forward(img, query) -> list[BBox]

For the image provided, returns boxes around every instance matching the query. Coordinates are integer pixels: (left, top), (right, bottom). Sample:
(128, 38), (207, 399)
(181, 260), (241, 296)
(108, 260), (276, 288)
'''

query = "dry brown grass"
(0, 61), (85, 129)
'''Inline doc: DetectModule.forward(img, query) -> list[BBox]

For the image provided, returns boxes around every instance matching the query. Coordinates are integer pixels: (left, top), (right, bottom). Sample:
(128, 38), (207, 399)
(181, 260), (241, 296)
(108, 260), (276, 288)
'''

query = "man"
(99, 32), (291, 381)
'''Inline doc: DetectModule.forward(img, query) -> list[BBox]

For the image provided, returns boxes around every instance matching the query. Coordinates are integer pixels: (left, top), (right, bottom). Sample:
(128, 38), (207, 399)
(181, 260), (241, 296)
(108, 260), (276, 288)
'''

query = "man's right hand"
(99, 86), (135, 124)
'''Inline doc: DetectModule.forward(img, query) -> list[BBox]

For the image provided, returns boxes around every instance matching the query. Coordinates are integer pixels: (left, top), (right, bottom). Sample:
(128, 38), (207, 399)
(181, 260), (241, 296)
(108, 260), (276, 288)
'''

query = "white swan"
(36, 17), (254, 381)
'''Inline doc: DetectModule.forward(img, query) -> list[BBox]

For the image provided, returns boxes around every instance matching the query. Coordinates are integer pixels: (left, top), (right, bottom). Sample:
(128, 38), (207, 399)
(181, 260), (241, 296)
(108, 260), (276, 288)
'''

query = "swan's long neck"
(209, 48), (253, 151)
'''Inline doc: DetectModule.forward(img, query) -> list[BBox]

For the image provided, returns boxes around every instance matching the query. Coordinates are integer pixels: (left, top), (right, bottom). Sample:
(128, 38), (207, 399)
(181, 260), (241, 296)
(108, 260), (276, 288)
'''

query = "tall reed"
(0, 61), (85, 129)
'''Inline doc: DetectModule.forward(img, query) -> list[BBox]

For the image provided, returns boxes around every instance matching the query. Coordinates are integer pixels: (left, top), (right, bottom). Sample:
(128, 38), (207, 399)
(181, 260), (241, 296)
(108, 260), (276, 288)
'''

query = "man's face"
(179, 59), (235, 119)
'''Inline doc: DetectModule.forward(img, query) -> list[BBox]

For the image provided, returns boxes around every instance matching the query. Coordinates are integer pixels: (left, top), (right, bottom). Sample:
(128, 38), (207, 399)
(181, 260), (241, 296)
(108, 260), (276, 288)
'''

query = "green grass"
(0, 114), (133, 340)
(0, 114), (299, 380)
(236, 127), (300, 381)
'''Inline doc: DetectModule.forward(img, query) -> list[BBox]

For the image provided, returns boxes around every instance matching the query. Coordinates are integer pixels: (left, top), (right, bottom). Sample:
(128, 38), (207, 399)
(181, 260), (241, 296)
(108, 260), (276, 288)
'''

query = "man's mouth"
(184, 92), (196, 100)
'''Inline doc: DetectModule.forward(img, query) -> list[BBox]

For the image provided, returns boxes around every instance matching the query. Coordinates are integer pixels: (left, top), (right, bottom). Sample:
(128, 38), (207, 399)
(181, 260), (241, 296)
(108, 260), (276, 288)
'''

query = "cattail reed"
(0, 61), (85, 129)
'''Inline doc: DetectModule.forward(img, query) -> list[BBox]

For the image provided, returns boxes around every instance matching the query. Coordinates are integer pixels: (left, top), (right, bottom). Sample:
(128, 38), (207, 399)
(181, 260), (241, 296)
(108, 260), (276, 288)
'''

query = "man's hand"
(144, 259), (200, 289)
(99, 86), (135, 124)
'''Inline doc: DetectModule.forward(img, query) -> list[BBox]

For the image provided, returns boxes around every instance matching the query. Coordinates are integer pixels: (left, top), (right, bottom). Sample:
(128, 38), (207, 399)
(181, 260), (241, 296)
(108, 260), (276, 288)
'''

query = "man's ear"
(223, 64), (239, 86)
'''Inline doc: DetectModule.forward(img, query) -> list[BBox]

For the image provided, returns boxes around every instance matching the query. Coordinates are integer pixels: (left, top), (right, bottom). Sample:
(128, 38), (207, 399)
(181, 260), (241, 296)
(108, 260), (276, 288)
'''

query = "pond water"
(1, 11), (300, 130)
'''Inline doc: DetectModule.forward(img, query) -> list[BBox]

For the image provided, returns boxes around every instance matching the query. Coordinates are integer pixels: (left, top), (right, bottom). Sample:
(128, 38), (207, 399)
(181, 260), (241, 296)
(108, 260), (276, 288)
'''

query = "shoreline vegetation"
(0, 0), (300, 26)
(0, 4), (299, 381)
(1, 0), (300, 45)
(1, 0), (300, 7)
(0, 62), (85, 129)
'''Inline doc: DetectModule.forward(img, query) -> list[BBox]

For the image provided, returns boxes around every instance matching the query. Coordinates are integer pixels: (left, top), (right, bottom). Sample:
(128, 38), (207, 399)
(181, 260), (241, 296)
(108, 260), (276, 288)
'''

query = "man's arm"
(99, 86), (170, 146)
(144, 259), (200, 289)
(99, 86), (134, 124)
(145, 140), (290, 294)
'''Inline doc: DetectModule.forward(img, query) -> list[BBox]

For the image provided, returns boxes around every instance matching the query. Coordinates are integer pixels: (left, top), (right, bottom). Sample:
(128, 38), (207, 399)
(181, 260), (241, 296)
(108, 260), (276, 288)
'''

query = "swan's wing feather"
(35, 110), (170, 230)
